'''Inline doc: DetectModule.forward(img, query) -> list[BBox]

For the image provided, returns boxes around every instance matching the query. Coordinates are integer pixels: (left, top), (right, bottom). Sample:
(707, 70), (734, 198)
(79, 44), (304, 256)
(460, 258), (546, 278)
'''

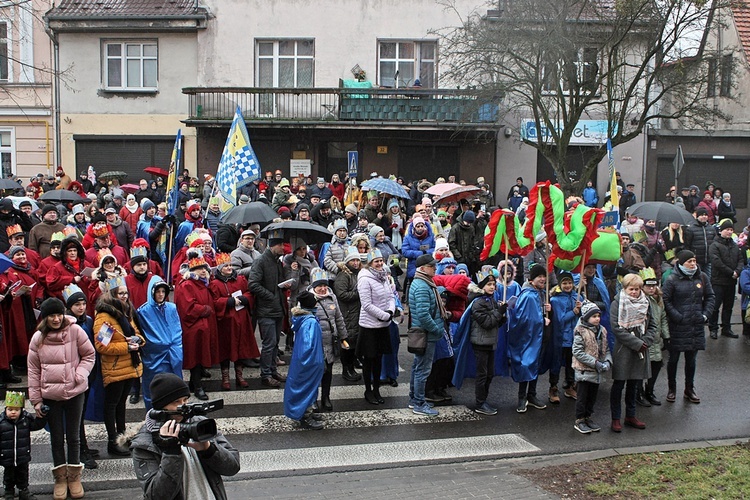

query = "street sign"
(348, 151), (358, 178)
(601, 210), (619, 227)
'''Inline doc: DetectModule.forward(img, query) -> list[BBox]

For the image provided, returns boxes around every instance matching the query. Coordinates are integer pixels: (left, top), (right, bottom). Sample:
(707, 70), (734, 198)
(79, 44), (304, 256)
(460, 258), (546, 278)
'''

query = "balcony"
(181, 87), (500, 129)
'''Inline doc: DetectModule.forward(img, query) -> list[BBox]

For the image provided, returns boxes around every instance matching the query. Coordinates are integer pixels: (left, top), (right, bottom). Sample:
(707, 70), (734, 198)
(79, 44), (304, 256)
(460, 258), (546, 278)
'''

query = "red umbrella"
(424, 182), (463, 197)
(144, 166), (169, 177)
(435, 185), (482, 204)
(121, 183), (139, 194)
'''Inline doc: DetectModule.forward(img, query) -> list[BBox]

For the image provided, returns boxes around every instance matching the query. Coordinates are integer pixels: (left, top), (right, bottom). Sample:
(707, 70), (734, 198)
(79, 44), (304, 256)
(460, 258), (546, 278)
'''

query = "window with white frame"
(378, 41), (437, 88)
(0, 22), (9, 82)
(542, 47), (599, 94)
(104, 41), (158, 91)
(256, 40), (314, 88)
(0, 129), (15, 178)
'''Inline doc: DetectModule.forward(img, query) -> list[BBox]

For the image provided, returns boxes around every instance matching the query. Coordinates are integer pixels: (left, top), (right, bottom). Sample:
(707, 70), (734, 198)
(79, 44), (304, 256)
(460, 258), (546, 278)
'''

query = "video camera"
(151, 399), (224, 444)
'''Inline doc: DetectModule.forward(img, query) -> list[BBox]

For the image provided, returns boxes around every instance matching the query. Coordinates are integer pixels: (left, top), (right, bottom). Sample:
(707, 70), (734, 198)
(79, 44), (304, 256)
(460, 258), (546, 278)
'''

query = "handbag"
(407, 327), (427, 355)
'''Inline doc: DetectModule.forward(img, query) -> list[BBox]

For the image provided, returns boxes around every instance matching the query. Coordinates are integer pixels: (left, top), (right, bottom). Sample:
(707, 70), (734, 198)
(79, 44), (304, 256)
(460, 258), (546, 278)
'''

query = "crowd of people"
(0, 167), (744, 499)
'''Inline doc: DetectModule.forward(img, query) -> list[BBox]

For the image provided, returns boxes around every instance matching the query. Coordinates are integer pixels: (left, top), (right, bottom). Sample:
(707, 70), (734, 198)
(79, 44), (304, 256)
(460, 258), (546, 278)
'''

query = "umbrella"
(0, 253), (12, 274)
(144, 166), (169, 178)
(221, 202), (279, 226)
(0, 179), (21, 190)
(627, 201), (695, 226)
(424, 182), (463, 197)
(38, 190), (86, 203)
(435, 185), (482, 204)
(121, 184), (139, 195)
(260, 221), (333, 245)
(360, 177), (410, 199)
(98, 170), (128, 181)
(6, 196), (38, 212)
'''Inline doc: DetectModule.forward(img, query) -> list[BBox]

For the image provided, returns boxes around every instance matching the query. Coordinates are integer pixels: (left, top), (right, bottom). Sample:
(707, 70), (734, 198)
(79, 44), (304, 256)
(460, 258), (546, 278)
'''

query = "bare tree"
(439, 0), (732, 195)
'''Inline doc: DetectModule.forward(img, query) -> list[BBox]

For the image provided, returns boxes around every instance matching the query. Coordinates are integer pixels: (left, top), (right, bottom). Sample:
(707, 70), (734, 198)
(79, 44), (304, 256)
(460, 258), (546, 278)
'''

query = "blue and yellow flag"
(216, 107), (260, 206)
(166, 129), (182, 216)
(606, 138), (619, 208)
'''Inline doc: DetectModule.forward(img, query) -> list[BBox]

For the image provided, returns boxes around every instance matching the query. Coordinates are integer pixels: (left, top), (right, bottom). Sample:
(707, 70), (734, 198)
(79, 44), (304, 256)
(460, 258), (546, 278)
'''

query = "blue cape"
(451, 297), (510, 389)
(507, 285), (545, 382)
(284, 311), (325, 421)
(537, 290), (584, 376)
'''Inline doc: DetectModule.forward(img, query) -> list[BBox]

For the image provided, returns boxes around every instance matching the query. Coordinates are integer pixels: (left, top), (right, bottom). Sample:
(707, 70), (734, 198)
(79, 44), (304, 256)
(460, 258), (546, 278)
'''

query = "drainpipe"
(44, 14), (61, 174)
(641, 123), (649, 201)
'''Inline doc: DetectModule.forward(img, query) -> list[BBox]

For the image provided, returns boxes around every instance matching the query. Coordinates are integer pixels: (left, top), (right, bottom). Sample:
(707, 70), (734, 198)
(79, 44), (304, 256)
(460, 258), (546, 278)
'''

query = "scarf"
(414, 269), (448, 320)
(369, 265), (391, 283)
(125, 202), (139, 214)
(678, 263), (697, 276)
(617, 289), (649, 336)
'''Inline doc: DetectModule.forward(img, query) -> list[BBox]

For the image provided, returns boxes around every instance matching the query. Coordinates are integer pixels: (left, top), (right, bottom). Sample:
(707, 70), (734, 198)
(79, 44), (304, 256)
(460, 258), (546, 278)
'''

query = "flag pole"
(502, 233), (509, 303)
(576, 249), (587, 297)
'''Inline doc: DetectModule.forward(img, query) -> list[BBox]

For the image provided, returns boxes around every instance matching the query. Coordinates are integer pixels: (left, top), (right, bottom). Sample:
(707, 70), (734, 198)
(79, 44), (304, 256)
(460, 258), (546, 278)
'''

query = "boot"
(645, 391), (662, 406)
(18, 489), (36, 500)
(235, 367), (249, 389)
(221, 368), (231, 391)
(321, 393), (333, 412)
(635, 386), (651, 407)
(342, 365), (361, 382)
(684, 385), (700, 404)
(51, 464), (68, 500)
(66, 464), (84, 499)
(666, 381), (676, 403)
(4, 489), (14, 500)
(611, 419), (622, 433)
(372, 385), (385, 404)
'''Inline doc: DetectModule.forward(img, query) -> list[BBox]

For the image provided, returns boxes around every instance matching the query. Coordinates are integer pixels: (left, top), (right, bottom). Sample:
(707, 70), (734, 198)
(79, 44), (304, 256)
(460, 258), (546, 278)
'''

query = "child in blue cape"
(545, 272), (582, 404)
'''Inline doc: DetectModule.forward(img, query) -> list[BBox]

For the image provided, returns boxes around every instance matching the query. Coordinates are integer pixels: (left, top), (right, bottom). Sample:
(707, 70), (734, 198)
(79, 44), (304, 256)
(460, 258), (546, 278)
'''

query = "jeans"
(258, 316), (282, 379)
(409, 340), (437, 406)
(473, 347), (495, 405)
(575, 381), (599, 420)
(709, 283), (736, 332)
(103, 378), (133, 441)
(3, 463), (29, 491)
(46, 393), (85, 466)
(610, 379), (638, 420)
(667, 349), (698, 388)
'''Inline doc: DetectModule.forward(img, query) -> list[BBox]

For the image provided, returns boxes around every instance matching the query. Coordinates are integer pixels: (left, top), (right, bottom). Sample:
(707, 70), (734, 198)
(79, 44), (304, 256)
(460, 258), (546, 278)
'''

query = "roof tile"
(732, 0), (750, 63)
(48, 0), (203, 18)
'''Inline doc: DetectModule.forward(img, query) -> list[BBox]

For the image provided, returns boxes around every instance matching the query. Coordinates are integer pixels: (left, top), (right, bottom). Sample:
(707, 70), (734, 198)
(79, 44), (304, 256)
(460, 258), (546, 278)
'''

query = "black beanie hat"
(91, 213), (107, 225)
(150, 373), (190, 410)
(39, 298), (66, 319)
(677, 249), (695, 265)
(528, 263), (547, 281)
(130, 254), (149, 268)
(297, 290), (318, 310)
(64, 290), (87, 310)
(41, 204), (58, 216)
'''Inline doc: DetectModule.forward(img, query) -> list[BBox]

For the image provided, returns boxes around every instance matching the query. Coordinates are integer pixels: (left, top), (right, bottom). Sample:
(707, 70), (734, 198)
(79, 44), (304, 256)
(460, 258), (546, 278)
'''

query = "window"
(0, 129), (15, 178)
(378, 41), (437, 88)
(720, 54), (732, 97)
(0, 22), (8, 82)
(706, 58), (717, 98)
(256, 40), (314, 88)
(542, 47), (599, 94)
(104, 41), (158, 91)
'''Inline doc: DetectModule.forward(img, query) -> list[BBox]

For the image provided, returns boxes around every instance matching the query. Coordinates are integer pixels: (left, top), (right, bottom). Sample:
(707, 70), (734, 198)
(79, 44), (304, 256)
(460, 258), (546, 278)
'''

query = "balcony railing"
(182, 87), (500, 125)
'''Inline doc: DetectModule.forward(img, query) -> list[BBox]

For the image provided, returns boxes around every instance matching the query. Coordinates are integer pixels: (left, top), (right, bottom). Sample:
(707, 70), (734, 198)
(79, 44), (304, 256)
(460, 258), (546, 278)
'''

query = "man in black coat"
(708, 219), (743, 338)
(248, 232), (290, 388)
(0, 198), (33, 253)
(684, 207), (717, 279)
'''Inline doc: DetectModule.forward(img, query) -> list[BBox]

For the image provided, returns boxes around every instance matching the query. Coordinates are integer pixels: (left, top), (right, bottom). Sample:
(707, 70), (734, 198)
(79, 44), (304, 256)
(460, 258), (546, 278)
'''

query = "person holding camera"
(131, 373), (240, 500)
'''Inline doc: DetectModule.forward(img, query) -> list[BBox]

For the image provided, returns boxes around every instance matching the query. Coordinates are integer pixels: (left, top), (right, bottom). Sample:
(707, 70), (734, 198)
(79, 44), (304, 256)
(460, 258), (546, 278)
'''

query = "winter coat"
(333, 266), (360, 339)
(709, 235), (743, 286)
(27, 316), (95, 405)
(323, 236), (349, 276)
(662, 264), (714, 351)
(371, 237), (399, 266)
(313, 292), (348, 363)
(582, 186), (598, 207)
(0, 209), (33, 253)
(209, 272), (259, 363)
(550, 289), (583, 348)
(230, 244), (262, 278)
(216, 223), (239, 254)
(468, 290), (506, 350)
(740, 264), (750, 311)
(131, 414), (240, 500)
(46, 238), (93, 300)
(119, 205), (143, 234)
(93, 305), (145, 386)
(685, 219), (717, 267)
(85, 242), (128, 268)
(571, 320), (612, 384)
(401, 221), (435, 279)
(28, 221), (65, 258)
(448, 222), (479, 268)
(283, 251), (318, 308)
(646, 293), (670, 363)
(0, 264), (41, 358)
(0, 410), (47, 467)
(125, 272), (154, 310)
(109, 217), (135, 254)
(174, 276), (219, 369)
(609, 292), (656, 381)
(408, 275), (444, 340)
(357, 267), (395, 329)
(248, 248), (286, 319)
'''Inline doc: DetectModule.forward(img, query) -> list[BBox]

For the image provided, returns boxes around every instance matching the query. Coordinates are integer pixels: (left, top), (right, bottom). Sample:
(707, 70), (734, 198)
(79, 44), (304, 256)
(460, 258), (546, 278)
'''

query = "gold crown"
(188, 257), (208, 270)
(5, 224), (22, 238)
(4, 391), (24, 408)
(215, 253), (231, 267)
(98, 248), (115, 264)
(92, 225), (109, 238)
(105, 275), (126, 291)
(62, 226), (78, 237)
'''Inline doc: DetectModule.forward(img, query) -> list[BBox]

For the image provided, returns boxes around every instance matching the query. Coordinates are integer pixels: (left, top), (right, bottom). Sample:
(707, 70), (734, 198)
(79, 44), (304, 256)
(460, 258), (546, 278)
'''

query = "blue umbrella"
(360, 177), (410, 198)
(0, 253), (13, 274)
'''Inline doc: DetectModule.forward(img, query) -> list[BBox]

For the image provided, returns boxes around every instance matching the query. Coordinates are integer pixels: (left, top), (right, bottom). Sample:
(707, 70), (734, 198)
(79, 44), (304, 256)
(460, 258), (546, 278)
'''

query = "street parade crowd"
(0, 166), (745, 499)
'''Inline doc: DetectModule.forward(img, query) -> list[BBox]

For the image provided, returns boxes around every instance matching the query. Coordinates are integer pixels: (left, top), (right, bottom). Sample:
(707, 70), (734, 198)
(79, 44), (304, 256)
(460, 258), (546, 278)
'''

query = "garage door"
(657, 156), (748, 209)
(398, 145), (459, 183)
(73, 136), (178, 184)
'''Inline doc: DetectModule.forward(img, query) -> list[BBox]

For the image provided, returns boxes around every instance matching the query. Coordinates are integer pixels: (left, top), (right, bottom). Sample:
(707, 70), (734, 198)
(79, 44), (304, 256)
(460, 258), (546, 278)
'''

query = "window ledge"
(99, 88), (159, 96)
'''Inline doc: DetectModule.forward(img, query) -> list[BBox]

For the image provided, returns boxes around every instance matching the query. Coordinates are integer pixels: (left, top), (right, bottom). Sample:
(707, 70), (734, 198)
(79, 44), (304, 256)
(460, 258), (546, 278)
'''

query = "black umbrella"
(98, 170), (128, 181)
(221, 202), (279, 226)
(0, 179), (20, 190)
(260, 221), (333, 245)
(627, 201), (695, 225)
(38, 190), (86, 203)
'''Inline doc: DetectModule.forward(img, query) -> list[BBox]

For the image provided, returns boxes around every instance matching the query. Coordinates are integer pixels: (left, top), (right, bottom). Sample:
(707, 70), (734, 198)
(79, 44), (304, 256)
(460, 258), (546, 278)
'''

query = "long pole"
(165, 222), (175, 284)
(502, 233), (509, 303)
(576, 249), (587, 297)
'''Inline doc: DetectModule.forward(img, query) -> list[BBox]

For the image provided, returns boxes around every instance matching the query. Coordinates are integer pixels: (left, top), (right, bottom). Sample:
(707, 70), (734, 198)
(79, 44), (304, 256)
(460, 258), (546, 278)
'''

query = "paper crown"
(4, 391), (24, 408)
(366, 248), (383, 263)
(98, 248), (116, 264)
(344, 245), (360, 263)
(185, 232), (204, 248)
(333, 218), (347, 231)
(481, 264), (500, 278)
(476, 269), (495, 286)
(310, 268), (329, 287)
(188, 256), (209, 270)
(267, 229), (283, 241)
(209, 196), (220, 206)
(62, 284), (85, 304)
(215, 253), (231, 267)
(367, 190), (379, 200)
(50, 231), (65, 244)
(92, 225), (109, 238)
(639, 267), (658, 285)
(130, 246), (148, 259)
(62, 226), (78, 238)
(5, 224), (23, 238)
(104, 275), (126, 292)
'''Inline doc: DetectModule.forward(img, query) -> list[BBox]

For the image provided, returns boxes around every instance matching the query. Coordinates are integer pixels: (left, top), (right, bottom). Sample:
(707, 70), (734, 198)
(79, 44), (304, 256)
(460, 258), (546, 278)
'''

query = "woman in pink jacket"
(27, 298), (96, 500)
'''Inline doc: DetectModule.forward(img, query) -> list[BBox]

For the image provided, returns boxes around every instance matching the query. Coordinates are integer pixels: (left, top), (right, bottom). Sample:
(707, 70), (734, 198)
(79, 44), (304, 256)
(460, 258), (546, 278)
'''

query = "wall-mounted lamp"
(504, 127), (512, 138)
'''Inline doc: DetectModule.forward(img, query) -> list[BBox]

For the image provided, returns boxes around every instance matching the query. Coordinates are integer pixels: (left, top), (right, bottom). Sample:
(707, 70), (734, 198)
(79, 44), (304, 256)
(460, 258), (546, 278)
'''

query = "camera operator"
(130, 373), (240, 500)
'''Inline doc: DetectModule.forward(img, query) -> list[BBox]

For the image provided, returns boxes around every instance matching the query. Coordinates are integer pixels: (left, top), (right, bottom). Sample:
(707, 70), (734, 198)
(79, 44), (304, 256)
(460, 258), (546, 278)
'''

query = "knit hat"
(718, 219), (734, 231)
(344, 246), (360, 263)
(310, 268), (329, 289)
(411, 215), (425, 227)
(345, 204), (358, 216)
(150, 373), (190, 410)
(62, 284), (87, 309)
(8, 246), (25, 259)
(535, 230), (547, 243)
(677, 249), (695, 265)
(528, 264), (547, 281)
(557, 271), (573, 284)
(462, 210), (476, 223)
(297, 290), (318, 310)
(0, 198), (12, 211)
(415, 254), (436, 268)
(703, 190), (712, 197)
(694, 207), (708, 216)
(278, 178), (290, 188)
(141, 198), (155, 211)
(369, 225), (384, 239)
(91, 213), (107, 225)
(39, 297), (66, 319)
(127, 194), (136, 203)
(581, 301), (601, 322)
(436, 257), (457, 275)
(41, 204), (57, 216)
(388, 199), (399, 210)
(317, 177), (325, 184)
(434, 238), (449, 252)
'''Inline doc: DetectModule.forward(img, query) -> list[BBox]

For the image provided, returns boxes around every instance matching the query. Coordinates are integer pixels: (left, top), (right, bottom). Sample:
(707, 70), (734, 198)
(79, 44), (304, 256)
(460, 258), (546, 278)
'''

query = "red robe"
(4, 248), (41, 270)
(123, 259), (163, 279)
(209, 274), (259, 362)
(125, 272), (154, 310)
(174, 277), (219, 369)
(0, 265), (41, 357)
(36, 255), (60, 299)
(81, 223), (118, 250)
(85, 244), (128, 268)
(46, 257), (93, 300)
